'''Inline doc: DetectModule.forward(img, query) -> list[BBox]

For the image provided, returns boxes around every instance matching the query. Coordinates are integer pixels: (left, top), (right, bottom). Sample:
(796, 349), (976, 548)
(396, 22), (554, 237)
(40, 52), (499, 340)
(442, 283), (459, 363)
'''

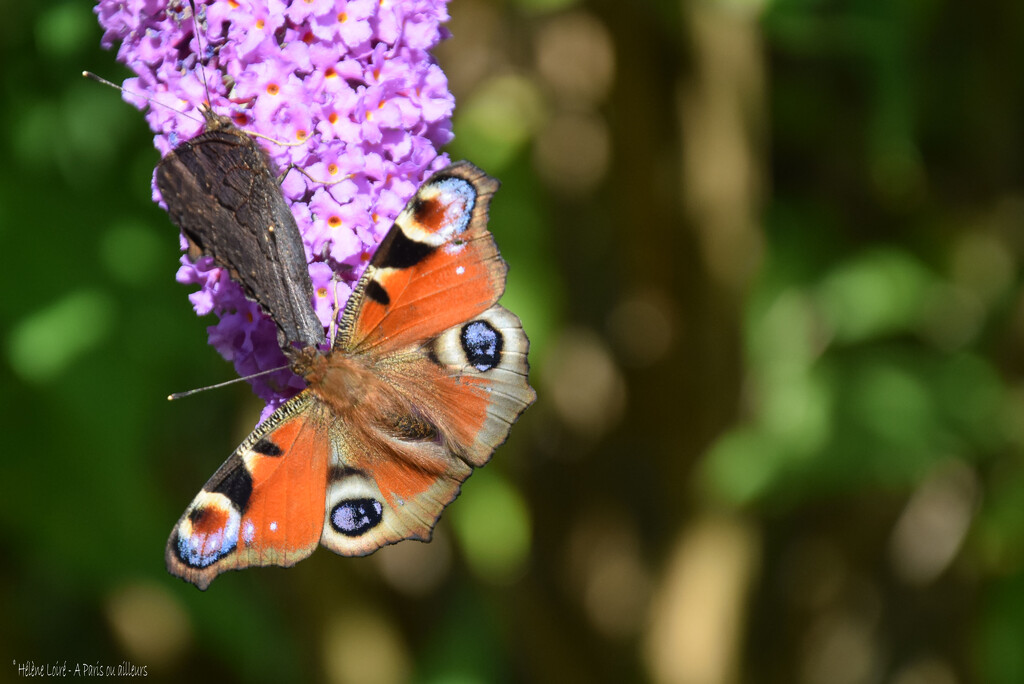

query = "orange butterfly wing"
(313, 162), (536, 557)
(340, 162), (505, 353)
(166, 393), (329, 590)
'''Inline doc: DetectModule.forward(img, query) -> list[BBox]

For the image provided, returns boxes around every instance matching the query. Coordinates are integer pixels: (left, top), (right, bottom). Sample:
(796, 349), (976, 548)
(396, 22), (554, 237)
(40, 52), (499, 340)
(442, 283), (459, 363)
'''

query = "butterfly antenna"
(283, 163), (354, 185)
(168, 364), (293, 401)
(82, 71), (205, 126)
(249, 130), (310, 147)
(187, 0), (215, 110)
(184, 0), (308, 150)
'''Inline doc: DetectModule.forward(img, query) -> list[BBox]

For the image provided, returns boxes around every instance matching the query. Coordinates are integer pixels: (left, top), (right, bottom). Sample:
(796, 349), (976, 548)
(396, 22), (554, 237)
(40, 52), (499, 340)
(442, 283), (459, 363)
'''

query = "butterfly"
(156, 111), (535, 589)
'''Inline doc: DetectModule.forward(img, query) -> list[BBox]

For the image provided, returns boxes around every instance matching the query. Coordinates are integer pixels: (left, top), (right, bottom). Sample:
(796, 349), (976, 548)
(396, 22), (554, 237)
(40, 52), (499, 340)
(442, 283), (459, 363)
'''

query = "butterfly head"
(288, 345), (326, 382)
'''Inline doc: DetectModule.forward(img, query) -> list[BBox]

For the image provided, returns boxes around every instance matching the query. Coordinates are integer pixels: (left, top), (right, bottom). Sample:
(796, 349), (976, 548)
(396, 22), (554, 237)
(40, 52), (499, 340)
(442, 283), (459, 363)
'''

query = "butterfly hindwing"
(166, 393), (329, 590)
(316, 305), (534, 556)
(319, 423), (473, 556)
(156, 109), (326, 350)
(424, 304), (536, 465)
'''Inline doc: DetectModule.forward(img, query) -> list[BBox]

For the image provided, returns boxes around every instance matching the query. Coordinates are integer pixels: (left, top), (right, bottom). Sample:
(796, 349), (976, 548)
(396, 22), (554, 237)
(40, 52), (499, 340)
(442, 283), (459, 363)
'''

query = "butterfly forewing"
(166, 393), (330, 590)
(156, 109), (326, 351)
(337, 162), (505, 355)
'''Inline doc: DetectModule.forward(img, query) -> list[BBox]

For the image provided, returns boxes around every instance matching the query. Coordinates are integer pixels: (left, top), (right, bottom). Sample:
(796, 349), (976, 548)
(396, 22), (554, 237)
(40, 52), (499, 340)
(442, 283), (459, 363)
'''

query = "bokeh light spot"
(450, 470), (530, 584)
(9, 289), (115, 383)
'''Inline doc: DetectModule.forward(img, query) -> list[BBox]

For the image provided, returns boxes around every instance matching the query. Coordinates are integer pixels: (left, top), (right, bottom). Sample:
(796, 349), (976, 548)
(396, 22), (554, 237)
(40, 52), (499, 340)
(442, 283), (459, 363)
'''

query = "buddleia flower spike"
(95, 0), (457, 419)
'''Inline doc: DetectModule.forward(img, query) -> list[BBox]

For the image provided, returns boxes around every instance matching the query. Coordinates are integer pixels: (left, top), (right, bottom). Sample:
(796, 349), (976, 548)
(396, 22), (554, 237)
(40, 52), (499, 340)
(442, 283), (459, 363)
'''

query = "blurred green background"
(3, 0), (1024, 682)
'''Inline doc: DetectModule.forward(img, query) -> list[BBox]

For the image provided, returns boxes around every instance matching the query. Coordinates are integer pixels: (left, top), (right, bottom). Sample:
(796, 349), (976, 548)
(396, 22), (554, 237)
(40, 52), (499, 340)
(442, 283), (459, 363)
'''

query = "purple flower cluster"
(95, 0), (455, 417)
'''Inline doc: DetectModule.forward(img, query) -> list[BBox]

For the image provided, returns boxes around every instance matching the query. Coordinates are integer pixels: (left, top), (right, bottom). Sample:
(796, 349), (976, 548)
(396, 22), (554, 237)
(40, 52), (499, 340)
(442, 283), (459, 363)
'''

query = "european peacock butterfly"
(159, 122), (535, 589)
(99, 0), (540, 591)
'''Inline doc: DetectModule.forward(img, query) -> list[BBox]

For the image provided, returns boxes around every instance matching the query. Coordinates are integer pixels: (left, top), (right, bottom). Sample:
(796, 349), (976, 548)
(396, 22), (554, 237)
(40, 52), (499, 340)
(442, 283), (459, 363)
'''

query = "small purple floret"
(95, 0), (455, 418)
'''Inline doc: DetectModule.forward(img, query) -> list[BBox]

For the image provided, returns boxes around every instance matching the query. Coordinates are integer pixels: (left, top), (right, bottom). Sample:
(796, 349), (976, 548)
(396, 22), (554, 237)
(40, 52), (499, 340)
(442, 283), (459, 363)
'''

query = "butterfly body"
(159, 153), (535, 589)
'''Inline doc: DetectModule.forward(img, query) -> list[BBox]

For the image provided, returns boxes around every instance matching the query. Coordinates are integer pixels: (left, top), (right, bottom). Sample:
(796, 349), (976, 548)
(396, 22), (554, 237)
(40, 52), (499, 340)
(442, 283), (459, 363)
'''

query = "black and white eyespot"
(322, 470), (387, 548)
(430, 305), (527, 375)
(330, 499), (385, 537)
(460, 320), (503, 372)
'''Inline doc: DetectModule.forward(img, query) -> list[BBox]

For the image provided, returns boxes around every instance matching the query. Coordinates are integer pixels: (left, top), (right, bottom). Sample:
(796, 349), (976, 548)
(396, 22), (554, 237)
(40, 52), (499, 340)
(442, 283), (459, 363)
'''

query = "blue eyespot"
(460, 320), (503, 371)
(330, 499), (384, 537)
